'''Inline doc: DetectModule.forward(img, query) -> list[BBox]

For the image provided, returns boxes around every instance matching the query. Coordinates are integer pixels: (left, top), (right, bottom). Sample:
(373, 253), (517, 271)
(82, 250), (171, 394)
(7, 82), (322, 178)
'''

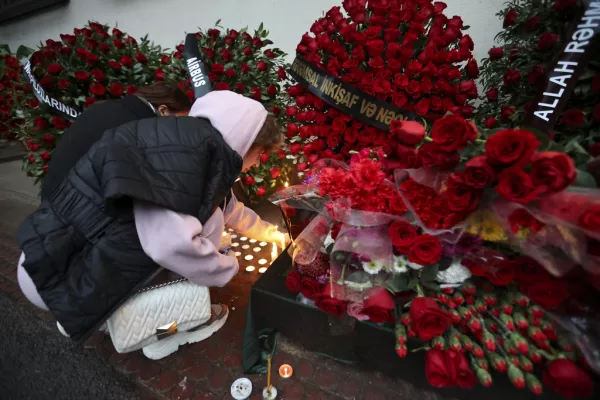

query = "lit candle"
(279, 364), (293, 379)
(267, 355), (272, 393)
(271, 242), (277, 263)
(280, 232), (286, 250)
(284, 182), (289, 188)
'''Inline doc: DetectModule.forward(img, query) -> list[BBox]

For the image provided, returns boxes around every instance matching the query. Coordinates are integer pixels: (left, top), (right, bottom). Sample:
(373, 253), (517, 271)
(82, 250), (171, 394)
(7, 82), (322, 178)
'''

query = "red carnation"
(543, 359), (593, 399)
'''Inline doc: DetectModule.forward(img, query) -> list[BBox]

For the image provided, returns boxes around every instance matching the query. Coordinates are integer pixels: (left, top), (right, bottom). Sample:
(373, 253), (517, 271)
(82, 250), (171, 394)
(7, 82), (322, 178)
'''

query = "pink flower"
(347, 302), (370, 321)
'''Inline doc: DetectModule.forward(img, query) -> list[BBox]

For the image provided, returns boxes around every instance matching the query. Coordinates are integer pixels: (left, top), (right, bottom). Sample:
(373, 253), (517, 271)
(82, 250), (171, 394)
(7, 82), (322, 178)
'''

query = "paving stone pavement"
(0, 161), (450, 400)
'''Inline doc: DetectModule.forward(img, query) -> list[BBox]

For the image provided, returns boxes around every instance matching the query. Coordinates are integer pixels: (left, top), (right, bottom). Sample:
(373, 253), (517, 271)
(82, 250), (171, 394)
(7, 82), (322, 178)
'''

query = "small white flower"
(436, 259), (472, 285)
(393, 255), (409, 274)
(362, 260), (384, 275)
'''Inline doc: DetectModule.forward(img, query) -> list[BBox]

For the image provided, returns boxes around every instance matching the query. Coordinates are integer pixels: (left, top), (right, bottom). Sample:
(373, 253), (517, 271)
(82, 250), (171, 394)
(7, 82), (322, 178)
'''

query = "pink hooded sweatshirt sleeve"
(133, 90), (283, 287)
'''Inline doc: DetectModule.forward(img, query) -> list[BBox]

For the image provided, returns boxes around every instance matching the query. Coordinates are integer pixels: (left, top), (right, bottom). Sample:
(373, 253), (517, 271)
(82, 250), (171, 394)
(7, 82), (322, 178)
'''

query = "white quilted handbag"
(106, 277), (211, 354)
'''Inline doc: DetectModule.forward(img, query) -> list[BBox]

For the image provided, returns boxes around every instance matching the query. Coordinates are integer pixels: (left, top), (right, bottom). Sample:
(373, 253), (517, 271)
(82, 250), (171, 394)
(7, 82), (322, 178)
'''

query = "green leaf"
(525, 127), (551, 150)
(215, 19), (221, 26)
(420, 265), (439, 283)
(574, 169), (597, 188)
(422, 280), (440, 291)
(16, 45), (34, 59)
(388, 274), (410, 293)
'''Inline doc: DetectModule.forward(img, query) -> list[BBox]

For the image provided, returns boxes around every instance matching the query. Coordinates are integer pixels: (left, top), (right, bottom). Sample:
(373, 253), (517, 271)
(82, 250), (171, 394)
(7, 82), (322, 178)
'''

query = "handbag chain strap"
(136, 277), (189, 294)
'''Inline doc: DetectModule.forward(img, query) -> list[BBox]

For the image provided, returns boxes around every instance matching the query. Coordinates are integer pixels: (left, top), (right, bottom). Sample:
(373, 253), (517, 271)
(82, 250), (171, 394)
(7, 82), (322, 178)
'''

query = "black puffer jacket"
(17, 116), (242, 342)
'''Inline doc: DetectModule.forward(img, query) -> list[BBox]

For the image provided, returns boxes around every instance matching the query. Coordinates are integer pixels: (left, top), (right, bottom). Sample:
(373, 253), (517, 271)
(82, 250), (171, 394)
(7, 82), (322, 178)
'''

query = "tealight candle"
(279, 364), (293, 379)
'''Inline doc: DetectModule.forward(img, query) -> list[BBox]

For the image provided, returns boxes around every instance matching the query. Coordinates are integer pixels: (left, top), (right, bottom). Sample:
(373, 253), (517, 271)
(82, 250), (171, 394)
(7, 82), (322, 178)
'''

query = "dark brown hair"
(251, 115), (283, 153)
(134, 82), (192, 112)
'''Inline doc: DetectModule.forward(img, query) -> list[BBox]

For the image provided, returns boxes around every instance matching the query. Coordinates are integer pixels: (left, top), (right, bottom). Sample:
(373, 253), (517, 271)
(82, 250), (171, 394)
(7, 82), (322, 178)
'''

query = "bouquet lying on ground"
(272, 113), (599, 397)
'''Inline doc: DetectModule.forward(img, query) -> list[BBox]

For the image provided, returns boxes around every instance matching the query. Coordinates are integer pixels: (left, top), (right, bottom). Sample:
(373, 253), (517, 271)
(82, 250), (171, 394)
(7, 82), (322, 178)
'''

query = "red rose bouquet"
(13, 22), (166, 182)
(282, 0), (479, 175)
(163, 23), (293, 201)
(476, 0), (600, 168)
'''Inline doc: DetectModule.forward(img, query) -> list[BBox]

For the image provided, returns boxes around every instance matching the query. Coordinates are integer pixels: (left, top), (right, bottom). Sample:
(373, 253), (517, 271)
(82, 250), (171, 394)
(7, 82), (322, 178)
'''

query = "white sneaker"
(142, 304), (229, 360)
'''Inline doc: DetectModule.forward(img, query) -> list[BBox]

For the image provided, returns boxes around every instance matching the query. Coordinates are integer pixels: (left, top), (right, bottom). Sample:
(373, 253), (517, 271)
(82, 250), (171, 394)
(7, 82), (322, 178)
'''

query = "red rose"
(524, 15), (541, 32)
(120, 56), (133, 68)
(60, 34), (76, 45)
(47, 63), (62, 74)
(464, 156), (495, 189)
(135, 52), (147, 63)
(537, 33), (559, 50)
(126, 85), (137, 95)
(39, 151), (51, 161)
(445, 172), (482, 212)
(256, 186), (266, 197)
(466, 58), (479, 78)
(408, 234), (442, 266)
(109, 60), (122, 70)
(285, 270), (302, 293)
(277, 66), (287, 80)
(508, 210), (545, 235)
(33, 117), (48, 130)
(266, 84), (277, 96)
(485, 88), (498, 101)
(388, 220), (418, 253)
(75, 71), (89, 81)
(496, 167), (544, 204)
(410, 297), (453, 341)
(553, 0), (577, 12)
(452, 351), (477, 388)
(90, 69), (105, 81)
(543, 359), (593, 399)
(530, 151), (576, 194)
(504, 68), (521, 87)
(488, 47), (504, 61)
(417, 143), (459, 171)
(561, 109), (585, 127)
(58, 80), (70, 89)
(484, 117), (497, 129)
(315, 296), (348, 318)
(155, 68), (165, 81)
(51, 116), (67, 129)
(485, 259), (515, 286)
(430, 115), (478, 151)
(525, 280), (569, 309)
(528, 65), (544, 85)
(389, 120), (425, 147)
(500, 106), (516, 122)
(109, 82), (124, 97)
(257, 61), (268, 72)
(362, 288), (395, 323)
(90, 82), (106, 96)
(503, 8), (519, 27)
(485, 129), (540, 167)
(215, 82), (230, 91)
(244, 175), (256, 185)
(513, 257), (549, 284)
(580, 205), (600, 233)
(366, 39), (384, 57)
(425, 349), (455, 388)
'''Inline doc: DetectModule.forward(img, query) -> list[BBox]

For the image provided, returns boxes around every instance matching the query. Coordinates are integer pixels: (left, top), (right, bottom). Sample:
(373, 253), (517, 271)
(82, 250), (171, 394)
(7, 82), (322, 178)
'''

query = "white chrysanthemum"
(393, 255), (409, 274)
(436, 259), (472, 288)
(362, 260), (384, 275)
